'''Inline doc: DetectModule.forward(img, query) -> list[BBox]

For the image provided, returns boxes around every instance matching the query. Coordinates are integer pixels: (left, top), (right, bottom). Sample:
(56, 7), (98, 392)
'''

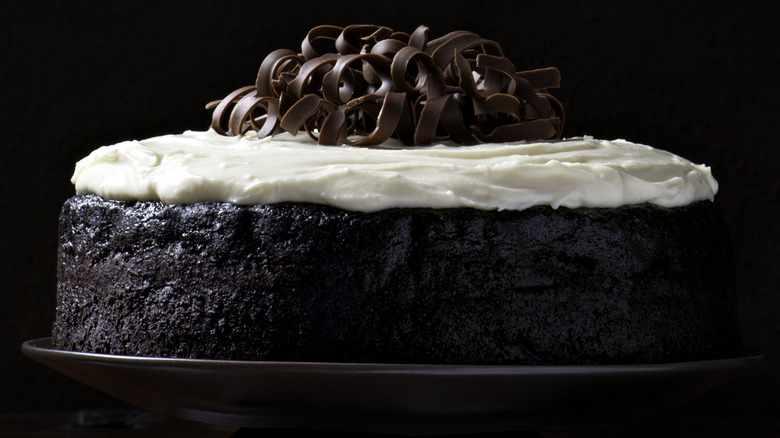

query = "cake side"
(52, 194), (740, 365)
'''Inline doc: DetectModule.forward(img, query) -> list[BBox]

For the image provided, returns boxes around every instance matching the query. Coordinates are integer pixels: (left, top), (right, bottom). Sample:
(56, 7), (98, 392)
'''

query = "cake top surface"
(71, 130), (717, 212)
(70, 24), (718, 211)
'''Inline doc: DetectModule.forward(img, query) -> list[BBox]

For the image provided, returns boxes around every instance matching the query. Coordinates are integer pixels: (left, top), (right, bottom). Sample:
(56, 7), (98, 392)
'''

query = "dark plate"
(22, 338), (761, 435)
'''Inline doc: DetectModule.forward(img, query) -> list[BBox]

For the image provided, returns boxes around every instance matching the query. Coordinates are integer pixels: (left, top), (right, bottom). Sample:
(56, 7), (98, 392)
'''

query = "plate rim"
(22, 337), (764, 375)
(21, 336), (764, 433)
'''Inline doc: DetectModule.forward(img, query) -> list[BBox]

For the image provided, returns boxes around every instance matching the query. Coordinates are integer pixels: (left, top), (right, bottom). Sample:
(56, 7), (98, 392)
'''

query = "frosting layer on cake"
(72, 130), (717, 212)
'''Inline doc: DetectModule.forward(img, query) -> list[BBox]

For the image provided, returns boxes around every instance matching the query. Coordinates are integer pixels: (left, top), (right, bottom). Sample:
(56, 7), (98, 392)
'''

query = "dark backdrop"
(2, 0), (778, 421)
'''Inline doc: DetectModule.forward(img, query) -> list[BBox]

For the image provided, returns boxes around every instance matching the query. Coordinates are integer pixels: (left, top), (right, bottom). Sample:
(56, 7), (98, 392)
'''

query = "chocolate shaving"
(206, 25), (564, 146)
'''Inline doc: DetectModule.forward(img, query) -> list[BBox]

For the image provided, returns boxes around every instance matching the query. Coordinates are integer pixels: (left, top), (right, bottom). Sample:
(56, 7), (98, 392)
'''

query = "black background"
(2, 0), (778, 426)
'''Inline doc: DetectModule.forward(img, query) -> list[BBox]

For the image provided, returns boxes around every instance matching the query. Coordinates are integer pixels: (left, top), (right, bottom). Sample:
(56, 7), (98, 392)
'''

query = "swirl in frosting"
(206, 25), (564, 146)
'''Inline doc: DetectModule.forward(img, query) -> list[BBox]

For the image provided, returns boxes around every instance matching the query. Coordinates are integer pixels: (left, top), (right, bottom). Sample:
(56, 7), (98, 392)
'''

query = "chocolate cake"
(53, 195), (738, 364)
(52, 25), (742, 365)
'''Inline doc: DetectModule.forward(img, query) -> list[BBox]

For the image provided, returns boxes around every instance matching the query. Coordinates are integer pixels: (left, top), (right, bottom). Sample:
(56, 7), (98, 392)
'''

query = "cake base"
(53, 194), (740, 365)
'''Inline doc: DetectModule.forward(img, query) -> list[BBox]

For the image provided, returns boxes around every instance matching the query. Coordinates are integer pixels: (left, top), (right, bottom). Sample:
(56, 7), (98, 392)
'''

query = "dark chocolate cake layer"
(53, 194), (740, 365)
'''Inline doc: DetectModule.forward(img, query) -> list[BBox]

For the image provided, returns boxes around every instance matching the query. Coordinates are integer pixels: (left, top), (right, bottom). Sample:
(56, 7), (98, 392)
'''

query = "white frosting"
(71, 130), (718, 212)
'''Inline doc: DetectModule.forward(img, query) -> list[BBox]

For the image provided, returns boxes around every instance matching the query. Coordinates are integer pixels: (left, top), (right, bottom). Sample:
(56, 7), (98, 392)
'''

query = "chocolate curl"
(415, 95), (478, 145)
(279, 94), (323, 133)
(287, 54), (339, 99)
(207, 86), (256, 135)
(429, 32), (503, 71)
(256, 49), (303, 97)
(229, 92), (279, 137)
(517, 67), (561, 90)
(408, 26), (429, 50)
(207, 25), (565, 146)
(336, 25), (393, 54)
(322, 53), (393, 104)
(545, 93), (565, 130)
(301, 25), (343, 59)
(319, 92), (406, 146)
(391, 46), (446, 98)
(475, 119), (558, 143)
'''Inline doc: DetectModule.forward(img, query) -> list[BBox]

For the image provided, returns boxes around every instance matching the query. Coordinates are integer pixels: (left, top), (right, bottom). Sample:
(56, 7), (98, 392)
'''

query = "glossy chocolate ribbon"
(207, 25), (564, 146)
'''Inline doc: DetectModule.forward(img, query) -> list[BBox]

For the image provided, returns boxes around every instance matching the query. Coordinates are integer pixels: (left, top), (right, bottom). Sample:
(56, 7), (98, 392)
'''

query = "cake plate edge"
(21, 337), (762, 435)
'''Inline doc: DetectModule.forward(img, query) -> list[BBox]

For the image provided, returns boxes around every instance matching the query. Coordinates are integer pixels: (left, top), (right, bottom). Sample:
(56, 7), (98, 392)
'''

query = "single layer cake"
(52, 25), (741, 365)
(52, 132), (740, 365)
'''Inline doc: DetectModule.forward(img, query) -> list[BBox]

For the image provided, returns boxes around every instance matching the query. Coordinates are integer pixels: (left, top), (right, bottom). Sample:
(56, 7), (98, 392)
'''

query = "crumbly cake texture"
(52, 194), (740, 365)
